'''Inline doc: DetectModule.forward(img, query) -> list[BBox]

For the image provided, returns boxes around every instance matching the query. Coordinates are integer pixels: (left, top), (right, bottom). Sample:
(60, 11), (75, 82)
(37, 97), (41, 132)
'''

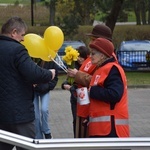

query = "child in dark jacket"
(34, 59), (58, 139)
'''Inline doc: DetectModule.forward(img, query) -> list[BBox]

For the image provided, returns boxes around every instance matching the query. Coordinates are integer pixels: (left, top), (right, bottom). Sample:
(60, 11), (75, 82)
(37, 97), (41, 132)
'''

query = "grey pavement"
(12, 88), (150, 150)
(50, 88), (150, 138)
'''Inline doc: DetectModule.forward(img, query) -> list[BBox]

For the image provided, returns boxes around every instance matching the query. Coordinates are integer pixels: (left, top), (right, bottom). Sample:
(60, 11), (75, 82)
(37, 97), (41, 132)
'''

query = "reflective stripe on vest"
(89, 116), (110, 122)
(115, 119), (129, 125)
(89, 116), (129, 125)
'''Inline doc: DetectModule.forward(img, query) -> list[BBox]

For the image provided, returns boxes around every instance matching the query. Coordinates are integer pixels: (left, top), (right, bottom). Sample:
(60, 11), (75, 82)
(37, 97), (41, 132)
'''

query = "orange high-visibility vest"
(89, 62), (129, 137)
(77, 57), (96, 118)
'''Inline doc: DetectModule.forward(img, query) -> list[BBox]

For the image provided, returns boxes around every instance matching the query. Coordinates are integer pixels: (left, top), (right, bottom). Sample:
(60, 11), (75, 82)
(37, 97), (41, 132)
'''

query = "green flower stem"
(67, 61), (75, 85)
(67, 76), (74, 85)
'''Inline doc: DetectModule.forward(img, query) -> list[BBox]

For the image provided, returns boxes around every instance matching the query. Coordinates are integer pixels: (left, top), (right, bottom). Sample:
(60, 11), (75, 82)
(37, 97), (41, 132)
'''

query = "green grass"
(126, 71), (150, 85)
(0, 0), (15, 3)
(127, 11), (136, 22)
(55, 71), (150, 89)
(0, 0), (29, 4)
(56, 74), (66, 89)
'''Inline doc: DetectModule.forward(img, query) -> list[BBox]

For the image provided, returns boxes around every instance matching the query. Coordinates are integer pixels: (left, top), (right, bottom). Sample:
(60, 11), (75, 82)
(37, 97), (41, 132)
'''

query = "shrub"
(76, 25), (150, 48)
(113, 25), (150, 48)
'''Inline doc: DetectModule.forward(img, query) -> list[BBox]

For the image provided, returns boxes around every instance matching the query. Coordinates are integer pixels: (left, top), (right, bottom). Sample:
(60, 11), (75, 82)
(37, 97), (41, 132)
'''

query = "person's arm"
(67, 68), (92, 87)
(47, 61), (58, 90)
(34, 61), (58, 93)
(15, 46), (54, 84)
(74, 71), (92, 87)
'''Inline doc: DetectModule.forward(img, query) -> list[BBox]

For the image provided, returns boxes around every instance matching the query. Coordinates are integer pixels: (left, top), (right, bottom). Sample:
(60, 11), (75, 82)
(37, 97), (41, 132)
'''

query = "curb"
(127, 85), (150, 88)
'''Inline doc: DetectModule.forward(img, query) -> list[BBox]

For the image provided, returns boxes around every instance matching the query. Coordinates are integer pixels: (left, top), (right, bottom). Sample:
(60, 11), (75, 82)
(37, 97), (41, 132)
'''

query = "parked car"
(55, 40), (86, 73)
(116, 40), (150, 70)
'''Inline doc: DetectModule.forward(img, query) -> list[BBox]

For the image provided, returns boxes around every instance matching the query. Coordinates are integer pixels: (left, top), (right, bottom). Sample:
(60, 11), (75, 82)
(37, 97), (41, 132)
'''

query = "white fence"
(1, 129), (150, 150)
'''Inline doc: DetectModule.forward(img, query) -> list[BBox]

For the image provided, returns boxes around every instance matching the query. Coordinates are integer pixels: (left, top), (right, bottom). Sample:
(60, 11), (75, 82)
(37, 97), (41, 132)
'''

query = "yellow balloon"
(44, 26), (64, 51)
(21, 33), (49, 59)
(40, 48), (57, 62)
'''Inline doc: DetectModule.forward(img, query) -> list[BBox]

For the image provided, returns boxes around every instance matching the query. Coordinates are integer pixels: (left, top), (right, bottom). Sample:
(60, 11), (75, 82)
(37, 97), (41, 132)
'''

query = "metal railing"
(1, 130), (150, 150)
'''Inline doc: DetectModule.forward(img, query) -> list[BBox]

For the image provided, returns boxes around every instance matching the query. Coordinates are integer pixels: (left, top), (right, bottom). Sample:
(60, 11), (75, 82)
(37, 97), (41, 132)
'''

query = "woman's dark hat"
(89, 38), (114, 57)
(86, 24), (112, 41)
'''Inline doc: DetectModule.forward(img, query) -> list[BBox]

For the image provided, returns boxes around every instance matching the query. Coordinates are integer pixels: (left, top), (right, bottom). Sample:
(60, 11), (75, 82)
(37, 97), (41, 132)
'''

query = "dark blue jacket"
(0, 35), (53, 124)
(34, 60), (58, 94)
(90, 57), (124, 105)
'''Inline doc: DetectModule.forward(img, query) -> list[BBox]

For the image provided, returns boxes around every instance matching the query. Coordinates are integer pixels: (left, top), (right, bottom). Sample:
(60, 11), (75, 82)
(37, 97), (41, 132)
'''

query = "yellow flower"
(62, 46), (79, 66)
(62, 46), (79, 84)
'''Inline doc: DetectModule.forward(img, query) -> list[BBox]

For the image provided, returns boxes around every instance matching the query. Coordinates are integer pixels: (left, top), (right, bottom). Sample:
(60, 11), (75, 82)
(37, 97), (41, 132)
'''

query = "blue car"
(55, 40), (86, 73)
(116, 40), (150, 70)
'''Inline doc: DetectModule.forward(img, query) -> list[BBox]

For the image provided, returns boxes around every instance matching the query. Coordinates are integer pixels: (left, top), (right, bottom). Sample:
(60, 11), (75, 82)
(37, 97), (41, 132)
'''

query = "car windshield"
(121, 41), (150, 51)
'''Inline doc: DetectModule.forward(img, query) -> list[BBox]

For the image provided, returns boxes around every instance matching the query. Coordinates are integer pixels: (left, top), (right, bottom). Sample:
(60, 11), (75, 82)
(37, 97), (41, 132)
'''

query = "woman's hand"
(63, 84), (71, 90)
(67, 68), (78, 77)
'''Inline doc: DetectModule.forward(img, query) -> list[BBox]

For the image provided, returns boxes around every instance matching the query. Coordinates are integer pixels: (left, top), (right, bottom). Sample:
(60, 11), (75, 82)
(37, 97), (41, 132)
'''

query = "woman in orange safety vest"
(88, 38), (129, 137)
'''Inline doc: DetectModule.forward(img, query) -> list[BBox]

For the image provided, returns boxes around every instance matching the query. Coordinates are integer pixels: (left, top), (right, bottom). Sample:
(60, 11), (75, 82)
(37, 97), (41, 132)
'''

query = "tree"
(31, 0), (35, 26)
(48, 0), (124, 35)
(140, 0), (146, 25)
(49, 0), (56, 25)
(40, 0), (57, 25)
(105, 0), (124, 32)
(74, 0), (97, 25)
(134, 0), (141, 25)
(148, 0), (150, 24)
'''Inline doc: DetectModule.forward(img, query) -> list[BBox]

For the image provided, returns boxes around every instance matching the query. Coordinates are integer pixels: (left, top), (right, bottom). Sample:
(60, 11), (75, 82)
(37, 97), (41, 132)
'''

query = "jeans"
(34, 92), (51, 139)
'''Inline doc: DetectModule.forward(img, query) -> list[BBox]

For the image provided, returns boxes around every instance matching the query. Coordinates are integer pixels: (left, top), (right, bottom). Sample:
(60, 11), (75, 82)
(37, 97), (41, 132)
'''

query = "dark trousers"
(0, 121), (35, 150)
(75, 116), (88, 138)
(70, 100), (77, 138)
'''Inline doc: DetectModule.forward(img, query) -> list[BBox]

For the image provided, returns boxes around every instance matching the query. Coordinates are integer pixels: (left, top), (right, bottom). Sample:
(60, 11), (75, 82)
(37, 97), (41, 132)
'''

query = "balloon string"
(56, 53), (67, 70)
(48, 55), (67, 73)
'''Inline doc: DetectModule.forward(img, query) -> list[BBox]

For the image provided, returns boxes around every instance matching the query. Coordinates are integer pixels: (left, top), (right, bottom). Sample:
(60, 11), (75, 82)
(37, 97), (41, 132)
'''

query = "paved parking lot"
(50, 88), (150, 138)
(12, 87), (150, 150)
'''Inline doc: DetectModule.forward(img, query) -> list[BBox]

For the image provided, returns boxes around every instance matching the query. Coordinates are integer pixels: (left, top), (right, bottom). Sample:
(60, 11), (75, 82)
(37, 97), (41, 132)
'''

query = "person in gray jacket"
(0, 16), (55, 150)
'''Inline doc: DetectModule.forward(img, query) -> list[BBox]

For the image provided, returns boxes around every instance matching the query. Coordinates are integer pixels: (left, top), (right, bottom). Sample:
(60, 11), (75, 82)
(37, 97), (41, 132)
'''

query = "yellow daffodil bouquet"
(62, 46), (79, 84)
